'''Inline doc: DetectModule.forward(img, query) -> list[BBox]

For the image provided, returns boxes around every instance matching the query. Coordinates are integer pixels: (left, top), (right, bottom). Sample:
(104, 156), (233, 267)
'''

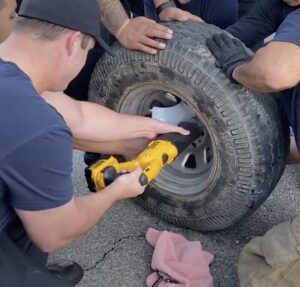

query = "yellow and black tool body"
(86, 122), (200, 192)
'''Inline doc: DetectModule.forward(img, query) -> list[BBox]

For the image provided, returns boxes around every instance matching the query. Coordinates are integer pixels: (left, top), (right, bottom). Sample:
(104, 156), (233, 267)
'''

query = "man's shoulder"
(0, 60), (34, 95)
(0, 60), (68, 126)
(273, 9), (300, 46)
(0, 61), (72, 160)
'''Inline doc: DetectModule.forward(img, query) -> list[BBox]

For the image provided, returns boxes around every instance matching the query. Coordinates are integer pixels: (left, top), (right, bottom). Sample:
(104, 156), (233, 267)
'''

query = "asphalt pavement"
(50, 151), (299, 287)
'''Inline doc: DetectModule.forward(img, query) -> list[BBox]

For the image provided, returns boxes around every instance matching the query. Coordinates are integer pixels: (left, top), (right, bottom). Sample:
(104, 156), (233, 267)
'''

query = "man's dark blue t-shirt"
(0, 60), (74, 232)
(272, 9), (300, 149)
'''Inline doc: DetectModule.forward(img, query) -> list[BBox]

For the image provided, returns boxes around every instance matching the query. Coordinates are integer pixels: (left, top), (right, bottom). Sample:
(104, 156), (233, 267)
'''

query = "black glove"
(206, 33), (252, 82)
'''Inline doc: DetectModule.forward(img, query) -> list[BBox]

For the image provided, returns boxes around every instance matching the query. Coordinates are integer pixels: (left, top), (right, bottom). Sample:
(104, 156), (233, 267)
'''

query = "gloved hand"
(206, 33), (252, 82)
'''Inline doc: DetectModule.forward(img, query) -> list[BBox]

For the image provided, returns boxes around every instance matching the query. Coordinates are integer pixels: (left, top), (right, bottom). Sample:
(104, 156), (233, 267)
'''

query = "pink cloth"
(146, 228), (214, 287)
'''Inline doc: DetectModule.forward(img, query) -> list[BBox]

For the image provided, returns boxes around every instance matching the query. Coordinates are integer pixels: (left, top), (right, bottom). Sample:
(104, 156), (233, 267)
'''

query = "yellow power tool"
(86, 122), (200, 192)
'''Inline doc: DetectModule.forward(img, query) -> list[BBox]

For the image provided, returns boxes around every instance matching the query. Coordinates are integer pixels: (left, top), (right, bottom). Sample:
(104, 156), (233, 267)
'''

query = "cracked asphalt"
(50, 151), (299, 287)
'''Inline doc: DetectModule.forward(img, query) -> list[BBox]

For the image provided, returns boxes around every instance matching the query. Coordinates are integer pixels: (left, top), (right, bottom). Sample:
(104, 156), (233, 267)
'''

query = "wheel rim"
(118, 83), (218, 196)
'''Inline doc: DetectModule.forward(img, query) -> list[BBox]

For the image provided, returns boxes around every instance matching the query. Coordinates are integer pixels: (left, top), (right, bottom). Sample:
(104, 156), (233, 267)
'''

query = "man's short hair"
(14, 16), (92, 49)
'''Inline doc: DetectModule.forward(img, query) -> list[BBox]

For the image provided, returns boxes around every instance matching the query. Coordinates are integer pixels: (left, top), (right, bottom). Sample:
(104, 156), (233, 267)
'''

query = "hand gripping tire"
(88, 22), (289, 231)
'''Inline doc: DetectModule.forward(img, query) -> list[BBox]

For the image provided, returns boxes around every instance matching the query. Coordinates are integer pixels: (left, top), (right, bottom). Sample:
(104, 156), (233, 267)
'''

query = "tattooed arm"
(97, 0), (173, 54)
(97, 0), (128, 36)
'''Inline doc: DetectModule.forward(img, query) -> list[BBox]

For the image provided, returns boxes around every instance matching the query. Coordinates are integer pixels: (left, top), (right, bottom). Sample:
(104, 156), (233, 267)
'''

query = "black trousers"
(226, 0), (297, 47)
(0, 218), (72, 287)
(65, 0), (131, 102)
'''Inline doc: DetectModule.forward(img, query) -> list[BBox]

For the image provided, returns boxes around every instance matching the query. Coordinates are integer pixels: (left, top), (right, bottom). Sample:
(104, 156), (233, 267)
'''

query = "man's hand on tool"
(42, 92), (189, 144)
(159, 7), (203, 22)
(108, 167), (146, 200)
(116, 17), (173, 55)
(206, 33), (252, 81)
(86, 122), (199, 192)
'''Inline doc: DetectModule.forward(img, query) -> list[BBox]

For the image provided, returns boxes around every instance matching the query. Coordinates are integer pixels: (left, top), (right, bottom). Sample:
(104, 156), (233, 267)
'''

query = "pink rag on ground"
(146, 228), (214, 287)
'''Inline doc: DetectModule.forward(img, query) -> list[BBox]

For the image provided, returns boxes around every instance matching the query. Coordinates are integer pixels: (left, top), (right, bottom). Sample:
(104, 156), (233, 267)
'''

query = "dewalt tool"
(85, 122), (200, 192)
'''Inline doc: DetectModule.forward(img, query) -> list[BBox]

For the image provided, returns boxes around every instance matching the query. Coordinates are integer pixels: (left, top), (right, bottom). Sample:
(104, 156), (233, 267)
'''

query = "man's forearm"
(232, 62), (273, 93)
(233, 42), (300, 93)
(233, 60), (295, 92)
(74, 139), (127, 154)
(43, 92), (187, 148)
(74, 138), (148, 156)
(62, 191), (117, 246)
(43, 92), (157, 142)
(78, 102), (160, 141)
(97, 0), (129, 36)
(17, 190), (117, 252)
(55, 188), (124, 251)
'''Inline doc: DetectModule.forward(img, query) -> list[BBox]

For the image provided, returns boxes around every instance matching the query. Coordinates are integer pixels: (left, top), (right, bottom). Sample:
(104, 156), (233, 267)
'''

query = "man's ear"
(65, 31), (83, 57)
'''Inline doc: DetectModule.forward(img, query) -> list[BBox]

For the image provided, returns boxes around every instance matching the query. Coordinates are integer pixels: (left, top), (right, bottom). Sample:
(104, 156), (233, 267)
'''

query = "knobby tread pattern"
(88, 22), (289, 231)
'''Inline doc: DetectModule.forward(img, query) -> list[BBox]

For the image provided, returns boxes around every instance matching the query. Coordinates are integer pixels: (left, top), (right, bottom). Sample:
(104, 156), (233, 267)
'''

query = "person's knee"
(239, 217), (300, 287)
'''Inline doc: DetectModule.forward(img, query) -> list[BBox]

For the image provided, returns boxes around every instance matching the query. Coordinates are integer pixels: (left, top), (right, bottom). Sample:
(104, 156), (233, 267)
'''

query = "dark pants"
(65, 47), (106, 101)
(226, 0), (296, 47)
(65, 0), (131, 102)
(143, 0), (238, 29)
(0, 218), (72, 287)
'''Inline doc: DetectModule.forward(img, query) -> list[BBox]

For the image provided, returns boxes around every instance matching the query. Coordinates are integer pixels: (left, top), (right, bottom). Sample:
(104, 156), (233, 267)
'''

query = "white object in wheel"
(152, 101), (195, 125)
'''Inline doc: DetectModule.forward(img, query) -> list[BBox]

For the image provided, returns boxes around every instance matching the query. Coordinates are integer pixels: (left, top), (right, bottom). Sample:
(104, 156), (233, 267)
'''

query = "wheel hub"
(119, 85), (216, 196)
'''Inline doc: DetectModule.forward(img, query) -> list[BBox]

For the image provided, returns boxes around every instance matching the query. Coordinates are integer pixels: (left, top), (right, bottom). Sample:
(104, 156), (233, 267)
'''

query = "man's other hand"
(206, 33), (252, 81)
(111, 168), (147, 199)
(116, 17), (173, 54)
(159, 7), (203, 22)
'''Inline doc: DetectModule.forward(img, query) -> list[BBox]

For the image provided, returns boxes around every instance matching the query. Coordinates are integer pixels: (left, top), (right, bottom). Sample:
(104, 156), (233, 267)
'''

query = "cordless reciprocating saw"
(85, 122), (200, 192)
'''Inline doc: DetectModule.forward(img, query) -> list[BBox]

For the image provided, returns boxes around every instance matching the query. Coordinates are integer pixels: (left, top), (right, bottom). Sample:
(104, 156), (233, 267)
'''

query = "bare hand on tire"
(159, 7), (203, 22)
(283, 0), (300, 6)
(110, 168), (146, 200)
(117, 17), (173, 54)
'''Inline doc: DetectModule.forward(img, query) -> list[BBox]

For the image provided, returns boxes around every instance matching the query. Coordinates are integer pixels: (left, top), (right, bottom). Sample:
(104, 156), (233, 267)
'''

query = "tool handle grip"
(139, 173), (149, 186)
(104, 167), (148, 187)
(103, 167), (119, 186)
(85, 166), (96, 192)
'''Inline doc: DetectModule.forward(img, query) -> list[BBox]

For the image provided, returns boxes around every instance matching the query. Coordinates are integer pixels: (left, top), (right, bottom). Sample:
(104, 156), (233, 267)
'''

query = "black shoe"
(47, 262), (84, 286)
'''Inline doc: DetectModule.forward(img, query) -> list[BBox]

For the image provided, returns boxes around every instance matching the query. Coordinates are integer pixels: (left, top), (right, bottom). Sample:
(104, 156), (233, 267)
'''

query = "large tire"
(88, 22), (289, 231)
